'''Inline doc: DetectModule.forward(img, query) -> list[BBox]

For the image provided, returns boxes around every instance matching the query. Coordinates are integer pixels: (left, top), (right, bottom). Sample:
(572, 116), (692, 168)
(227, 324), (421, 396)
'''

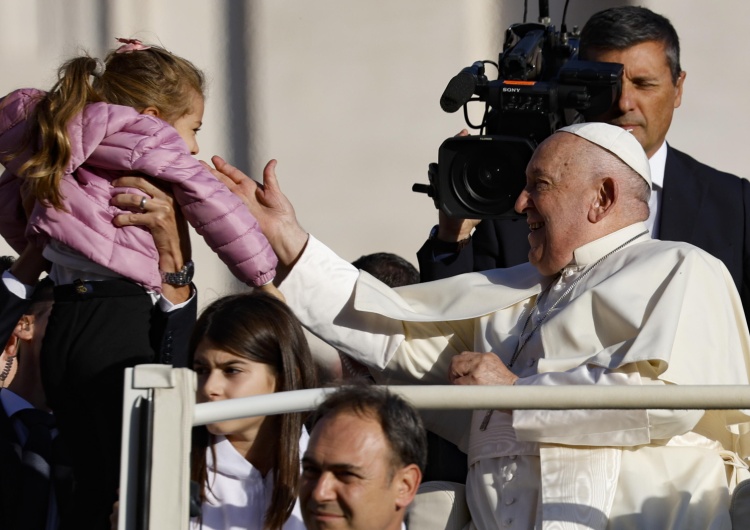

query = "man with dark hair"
(0, 248), (48, 347)
(0, 263), (72, 529)
(351, 253), (420, 288)
(300, 385), (426, 530)
(417, 6), (750, 324)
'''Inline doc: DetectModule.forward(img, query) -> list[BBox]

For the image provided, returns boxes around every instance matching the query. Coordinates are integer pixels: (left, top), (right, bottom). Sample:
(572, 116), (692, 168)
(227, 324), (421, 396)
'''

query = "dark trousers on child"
(41, 280), (157, 530)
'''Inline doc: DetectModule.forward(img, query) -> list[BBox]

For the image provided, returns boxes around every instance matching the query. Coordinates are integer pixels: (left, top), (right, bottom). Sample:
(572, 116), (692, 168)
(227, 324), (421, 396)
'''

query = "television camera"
(413, 1), (623, 218)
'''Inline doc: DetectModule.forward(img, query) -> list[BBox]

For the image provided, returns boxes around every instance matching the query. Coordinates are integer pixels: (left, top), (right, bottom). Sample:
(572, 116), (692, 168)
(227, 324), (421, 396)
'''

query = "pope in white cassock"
(211, 122), (750, 530)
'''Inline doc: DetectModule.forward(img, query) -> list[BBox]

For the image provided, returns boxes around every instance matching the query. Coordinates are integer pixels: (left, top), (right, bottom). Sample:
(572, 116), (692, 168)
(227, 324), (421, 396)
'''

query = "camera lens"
(467, 166), (505, 202)
(450, 136), (533, 218)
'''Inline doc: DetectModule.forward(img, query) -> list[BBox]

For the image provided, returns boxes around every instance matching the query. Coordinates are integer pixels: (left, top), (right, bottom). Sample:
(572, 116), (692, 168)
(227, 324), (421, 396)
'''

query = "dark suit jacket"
(150, 289), (198, 368)
(0, 400), (25, 529)
(418, 145), (750, 322)
(0, 396), (75, 529)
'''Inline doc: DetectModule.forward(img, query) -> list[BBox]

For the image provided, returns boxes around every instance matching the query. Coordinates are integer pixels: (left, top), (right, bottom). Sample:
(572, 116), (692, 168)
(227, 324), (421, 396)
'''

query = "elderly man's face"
(515, 134), (597, 275)
(300, 411), (412, 530)
(584, 40), (685, 158)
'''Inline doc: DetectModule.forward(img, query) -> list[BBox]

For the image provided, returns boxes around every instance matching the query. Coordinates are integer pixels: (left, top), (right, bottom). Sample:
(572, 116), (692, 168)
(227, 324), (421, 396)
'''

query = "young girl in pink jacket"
(0, 38), (278, 529)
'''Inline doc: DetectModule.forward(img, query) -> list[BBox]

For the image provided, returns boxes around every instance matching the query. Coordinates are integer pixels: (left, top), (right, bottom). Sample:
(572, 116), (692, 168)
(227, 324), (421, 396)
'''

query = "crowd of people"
(1, 4), (750, 530)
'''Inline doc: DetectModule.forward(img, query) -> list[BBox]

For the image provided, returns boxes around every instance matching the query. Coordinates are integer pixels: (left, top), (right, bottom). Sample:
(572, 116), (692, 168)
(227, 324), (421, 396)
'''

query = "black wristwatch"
(428, 224), (472, 252)
(160, 260), (194, 286)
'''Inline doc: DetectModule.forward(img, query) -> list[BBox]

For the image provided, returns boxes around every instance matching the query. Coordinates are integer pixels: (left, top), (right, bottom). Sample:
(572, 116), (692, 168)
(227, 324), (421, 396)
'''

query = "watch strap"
(160, 260), (194, 286)
(428, 224), (471, 252)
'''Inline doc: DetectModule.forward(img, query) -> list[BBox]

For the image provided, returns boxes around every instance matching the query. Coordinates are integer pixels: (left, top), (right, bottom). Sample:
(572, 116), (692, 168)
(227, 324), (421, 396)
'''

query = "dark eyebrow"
(216, 360), (244, 369)
(302, 457), (363, 474)
(302, 456), (318, 466)
(328, 464), (363, 474)
(630, 74), (659, 84)
(192, 358), (244, 369)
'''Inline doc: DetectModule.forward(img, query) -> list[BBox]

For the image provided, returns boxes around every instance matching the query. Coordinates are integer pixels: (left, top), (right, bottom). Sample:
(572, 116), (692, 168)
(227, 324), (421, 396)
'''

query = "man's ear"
(588, 177), (617, 223)
(394, 464), (422, 509)
(141, 106), (161, 118)
(673, 70), (686, 109)
(13, 314), (35, 342)
(2, 332), (19, 359)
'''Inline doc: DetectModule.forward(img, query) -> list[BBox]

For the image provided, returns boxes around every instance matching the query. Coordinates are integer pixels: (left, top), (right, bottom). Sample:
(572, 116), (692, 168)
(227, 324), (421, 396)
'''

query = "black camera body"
(414, 19), (623, 219)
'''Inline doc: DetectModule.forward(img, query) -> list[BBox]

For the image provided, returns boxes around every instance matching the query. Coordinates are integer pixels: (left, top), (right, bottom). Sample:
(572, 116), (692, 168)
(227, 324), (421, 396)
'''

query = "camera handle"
(412, 183), (433, 197)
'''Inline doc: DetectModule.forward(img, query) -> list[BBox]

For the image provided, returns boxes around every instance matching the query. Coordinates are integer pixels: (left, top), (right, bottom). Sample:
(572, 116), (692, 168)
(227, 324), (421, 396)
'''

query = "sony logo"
(502, 88), (522, 93)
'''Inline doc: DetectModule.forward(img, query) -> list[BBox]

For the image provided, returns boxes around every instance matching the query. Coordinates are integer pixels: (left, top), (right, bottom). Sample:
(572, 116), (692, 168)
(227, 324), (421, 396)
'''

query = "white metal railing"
(118, 364), (750, 530)
(193, 384), (750, 425)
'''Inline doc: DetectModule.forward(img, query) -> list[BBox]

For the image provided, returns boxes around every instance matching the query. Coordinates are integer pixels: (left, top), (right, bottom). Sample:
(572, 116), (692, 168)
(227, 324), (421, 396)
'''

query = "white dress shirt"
(646, 141), (667, 238)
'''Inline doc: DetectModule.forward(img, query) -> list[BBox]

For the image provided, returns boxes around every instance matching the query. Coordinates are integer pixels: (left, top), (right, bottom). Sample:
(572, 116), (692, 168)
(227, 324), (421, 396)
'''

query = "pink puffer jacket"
(0, 88), (277, 291)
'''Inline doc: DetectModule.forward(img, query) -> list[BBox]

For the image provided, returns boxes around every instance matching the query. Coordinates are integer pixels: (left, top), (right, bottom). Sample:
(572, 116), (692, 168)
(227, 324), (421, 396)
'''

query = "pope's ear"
(2, 333), (19, 359)
(589, 177), (617, 223)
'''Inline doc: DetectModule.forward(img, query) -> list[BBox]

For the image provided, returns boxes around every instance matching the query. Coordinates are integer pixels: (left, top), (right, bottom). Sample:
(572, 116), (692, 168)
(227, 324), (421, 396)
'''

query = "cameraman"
(417, 6), (750, 324)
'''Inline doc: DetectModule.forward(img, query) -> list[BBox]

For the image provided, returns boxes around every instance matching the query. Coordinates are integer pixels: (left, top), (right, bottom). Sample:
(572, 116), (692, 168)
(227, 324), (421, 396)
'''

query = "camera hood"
(435, 136), (533, 219)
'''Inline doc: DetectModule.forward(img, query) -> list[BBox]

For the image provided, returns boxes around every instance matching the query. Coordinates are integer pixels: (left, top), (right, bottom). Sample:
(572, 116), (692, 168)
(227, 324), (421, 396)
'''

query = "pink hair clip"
(114, 37), (152, 54)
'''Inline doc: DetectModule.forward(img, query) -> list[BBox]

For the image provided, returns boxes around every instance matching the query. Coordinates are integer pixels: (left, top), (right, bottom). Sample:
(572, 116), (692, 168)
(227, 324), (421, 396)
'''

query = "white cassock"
(280, 222), (750, 530)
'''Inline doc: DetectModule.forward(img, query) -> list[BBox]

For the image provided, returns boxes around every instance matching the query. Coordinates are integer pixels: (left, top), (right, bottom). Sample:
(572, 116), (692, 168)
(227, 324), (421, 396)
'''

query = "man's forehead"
(554, 122), (651, 186)
(586, 39), (667, 58)
(527, 134), (577, 172)
(586, 41), (673, 78)
(307, 411), (389, 463)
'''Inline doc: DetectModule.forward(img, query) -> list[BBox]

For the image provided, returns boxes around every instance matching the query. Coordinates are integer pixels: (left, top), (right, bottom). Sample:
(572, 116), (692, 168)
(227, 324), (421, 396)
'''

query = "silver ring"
(139, 197), (148, 212)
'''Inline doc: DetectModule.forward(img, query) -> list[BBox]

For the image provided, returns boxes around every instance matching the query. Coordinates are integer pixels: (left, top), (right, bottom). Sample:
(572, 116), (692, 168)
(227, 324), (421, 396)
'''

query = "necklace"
(478, 229), (649, 431)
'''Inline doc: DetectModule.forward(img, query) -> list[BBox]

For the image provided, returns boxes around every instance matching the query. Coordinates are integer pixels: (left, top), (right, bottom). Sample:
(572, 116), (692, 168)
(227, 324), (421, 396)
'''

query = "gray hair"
(580, 6), (682, 84)
(587, 144), (651, 222)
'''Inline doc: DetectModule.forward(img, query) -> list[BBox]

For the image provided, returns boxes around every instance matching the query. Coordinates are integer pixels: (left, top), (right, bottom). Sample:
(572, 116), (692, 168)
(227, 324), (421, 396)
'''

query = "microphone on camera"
(440, 61), (486, 113)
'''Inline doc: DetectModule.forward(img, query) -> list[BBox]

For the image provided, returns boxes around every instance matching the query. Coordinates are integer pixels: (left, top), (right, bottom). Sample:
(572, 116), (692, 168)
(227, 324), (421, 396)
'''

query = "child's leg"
(41, 280), (157, 530)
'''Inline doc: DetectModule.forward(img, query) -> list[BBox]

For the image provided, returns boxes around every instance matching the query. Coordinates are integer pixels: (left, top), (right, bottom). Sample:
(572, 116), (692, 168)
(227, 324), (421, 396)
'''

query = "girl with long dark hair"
(189, 291), (317, 530)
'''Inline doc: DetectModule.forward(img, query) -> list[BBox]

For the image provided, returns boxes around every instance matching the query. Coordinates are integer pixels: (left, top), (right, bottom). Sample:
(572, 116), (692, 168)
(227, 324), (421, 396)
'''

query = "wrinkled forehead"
(527, 134), (588, 178)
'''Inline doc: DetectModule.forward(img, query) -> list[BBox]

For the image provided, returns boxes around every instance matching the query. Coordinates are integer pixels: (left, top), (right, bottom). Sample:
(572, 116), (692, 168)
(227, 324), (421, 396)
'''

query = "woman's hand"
(110, 176), (192, 304)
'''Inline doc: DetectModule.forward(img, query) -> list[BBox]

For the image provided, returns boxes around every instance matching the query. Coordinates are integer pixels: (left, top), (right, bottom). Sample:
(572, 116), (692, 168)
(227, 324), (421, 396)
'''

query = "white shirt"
(646, 141), (667, 238)
(191, 432), (308, 530)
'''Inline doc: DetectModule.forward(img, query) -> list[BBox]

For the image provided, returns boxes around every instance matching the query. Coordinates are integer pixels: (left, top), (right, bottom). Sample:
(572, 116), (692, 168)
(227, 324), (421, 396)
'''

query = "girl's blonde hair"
(19, 41), (205, 209)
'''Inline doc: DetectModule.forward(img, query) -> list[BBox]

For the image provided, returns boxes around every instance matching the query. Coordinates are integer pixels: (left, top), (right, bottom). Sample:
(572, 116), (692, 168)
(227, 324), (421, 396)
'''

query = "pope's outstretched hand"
(207, 156), (309, 270)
